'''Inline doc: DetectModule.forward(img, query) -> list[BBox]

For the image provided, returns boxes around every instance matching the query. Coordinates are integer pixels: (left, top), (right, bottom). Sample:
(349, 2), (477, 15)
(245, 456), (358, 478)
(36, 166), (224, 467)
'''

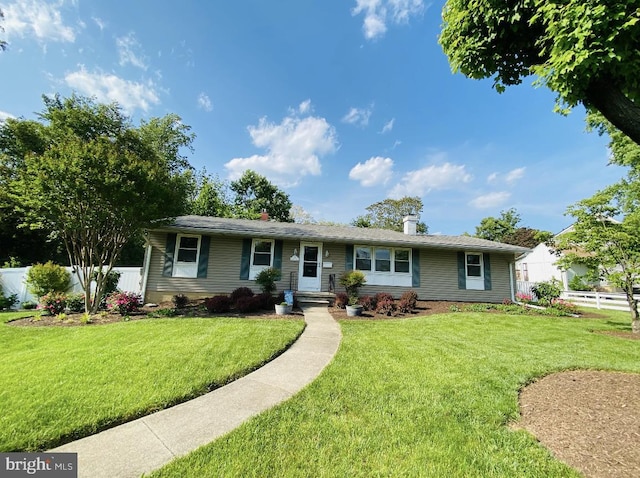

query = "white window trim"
(249, 238), (275, 280)
(173, 234), (201, 278)
(354, 245), (412, 287)
(465, 252), (484, 290)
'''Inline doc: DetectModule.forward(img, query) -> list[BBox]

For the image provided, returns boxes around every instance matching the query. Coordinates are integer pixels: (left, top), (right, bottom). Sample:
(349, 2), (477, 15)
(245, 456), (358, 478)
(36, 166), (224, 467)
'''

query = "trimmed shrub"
(397, 297), (414, 314)
(235, 296), (261, 313)
(359, 295), (377, 311)
(38, 292), (68, 316)
(106, 291), (142, 316)
(0, 291), (18, 310)
(204, 295), (232, 313)
(376, 297), (396, 316)
(254, 293), (275, 310)
(21, 301), (37, 310)
(399, 290), (418, 310)
(26, 262), (70, 297)
(230, 287), (254, 304)
(172, 294), (189, 309)
(375, 292), (394, 304)
(67, 293), (85, 312)
(334, 292), (348, 309)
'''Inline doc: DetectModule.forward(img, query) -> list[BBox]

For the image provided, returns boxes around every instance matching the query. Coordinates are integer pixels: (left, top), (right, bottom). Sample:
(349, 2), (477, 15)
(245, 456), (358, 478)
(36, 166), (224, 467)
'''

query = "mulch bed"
(8, 300), (640, 477)
(516, 370), (640, 478)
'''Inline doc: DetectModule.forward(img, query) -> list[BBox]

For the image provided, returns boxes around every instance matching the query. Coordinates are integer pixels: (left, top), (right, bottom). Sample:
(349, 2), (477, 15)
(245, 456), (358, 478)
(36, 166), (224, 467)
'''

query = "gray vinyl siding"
(145, 233), (514, 303)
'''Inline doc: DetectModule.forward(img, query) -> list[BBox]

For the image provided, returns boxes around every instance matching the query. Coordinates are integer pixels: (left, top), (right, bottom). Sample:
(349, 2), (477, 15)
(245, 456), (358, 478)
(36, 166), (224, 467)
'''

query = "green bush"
(338, 270), (367, 301)
(568, 275), (592, 291)
(67, 293), (86, 312)
(26, 262), (70, 298)
(91, 270), (121, 308)
(0, 291), (18, 310)
(172, 294), (189, 309)
(531, 279), (563, 305)
(254, 267), (281, 295)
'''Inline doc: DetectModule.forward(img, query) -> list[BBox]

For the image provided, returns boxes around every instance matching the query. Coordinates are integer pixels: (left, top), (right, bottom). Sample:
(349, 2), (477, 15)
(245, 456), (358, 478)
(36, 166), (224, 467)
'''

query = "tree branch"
(585, 77), (640, 145)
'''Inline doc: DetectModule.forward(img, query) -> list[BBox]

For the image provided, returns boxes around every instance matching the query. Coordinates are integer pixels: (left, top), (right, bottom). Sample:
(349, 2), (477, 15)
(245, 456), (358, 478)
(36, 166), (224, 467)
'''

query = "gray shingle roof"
(156, 215), (530, 254)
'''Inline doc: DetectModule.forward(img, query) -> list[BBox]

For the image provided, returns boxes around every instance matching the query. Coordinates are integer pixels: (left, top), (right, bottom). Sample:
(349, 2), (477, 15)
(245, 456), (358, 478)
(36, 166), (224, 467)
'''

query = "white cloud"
(342, 105), (373, 127)
(64, 66), (160, 113)
(487, 172), (498, 183)
(380, 118), (394, 134)
(469, 191), (511, 209)
(2, 0), (76, 43)
(197, 92), (212, 112)
(505, 167), (526, 183)
(92, 16), (106, 31)
(352, 0), (425, 40)
(349, 156), (394, 187)
(116, 32), (148, 70)
(298, 99), (312, 114)
(225, 107), (339, 186)
(0, 110), (15, 122)
(389, 162), (472, 197)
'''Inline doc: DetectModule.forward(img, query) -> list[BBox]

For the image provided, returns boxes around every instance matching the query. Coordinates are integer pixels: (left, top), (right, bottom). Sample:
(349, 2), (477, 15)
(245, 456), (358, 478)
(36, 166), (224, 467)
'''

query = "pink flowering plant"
(515, 292), (534, 304)
(106, 291), (142, 316)
(550, 298), (577, 314)
(38, 292), (68, 316)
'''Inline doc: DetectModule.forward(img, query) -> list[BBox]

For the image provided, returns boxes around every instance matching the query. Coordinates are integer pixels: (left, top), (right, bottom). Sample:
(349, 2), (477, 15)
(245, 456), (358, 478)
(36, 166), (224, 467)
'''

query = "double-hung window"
(250, 239), (274, 279)
(173, 234), (201, 278)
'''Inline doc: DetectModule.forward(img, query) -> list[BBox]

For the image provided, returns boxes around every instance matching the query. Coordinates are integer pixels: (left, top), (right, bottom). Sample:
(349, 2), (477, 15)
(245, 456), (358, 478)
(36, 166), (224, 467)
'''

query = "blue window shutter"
(412, 249), (420, 287)
(273, 240), (283, 271)
(240, 238), (252, 280)
(457, 252), (466, 290)
(345, 244), (354, 270)
(483, 253), (492, 290)
(197, 236), (210, 278)
(162, 233), (177, 277)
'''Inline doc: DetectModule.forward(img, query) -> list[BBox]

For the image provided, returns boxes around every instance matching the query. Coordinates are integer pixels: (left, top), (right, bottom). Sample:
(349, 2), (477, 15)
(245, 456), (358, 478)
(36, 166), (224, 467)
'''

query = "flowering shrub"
(106, 291), (142, 316)
(67, 293), (85, 312)
(39, 292), (68, 316)
(515, 292), (534, 303)
(550, 298), (578, 315)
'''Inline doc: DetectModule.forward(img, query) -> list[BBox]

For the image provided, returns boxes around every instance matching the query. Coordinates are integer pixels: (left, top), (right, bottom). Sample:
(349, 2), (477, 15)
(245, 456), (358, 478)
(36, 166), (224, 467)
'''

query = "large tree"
(187, 169), (233, 218)
(555, 182), (640, 333)
(230, 170), (293, 222)
(352, 196), (428, 233)
(439, 0), (640, 144)
(1, 94), (193, 312)
(474, 208), (551, 247)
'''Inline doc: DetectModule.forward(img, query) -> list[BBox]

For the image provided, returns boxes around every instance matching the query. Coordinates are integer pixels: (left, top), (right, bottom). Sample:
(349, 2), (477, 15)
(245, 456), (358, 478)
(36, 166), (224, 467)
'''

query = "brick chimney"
(403, 215), (417, 235)
(260, 210), (269, 221)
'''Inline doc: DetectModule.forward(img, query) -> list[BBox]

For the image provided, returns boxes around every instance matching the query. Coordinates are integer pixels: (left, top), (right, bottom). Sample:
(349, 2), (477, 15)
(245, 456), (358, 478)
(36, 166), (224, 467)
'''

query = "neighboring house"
(515, 225), (593, 290)
(141, 215), (529, 304)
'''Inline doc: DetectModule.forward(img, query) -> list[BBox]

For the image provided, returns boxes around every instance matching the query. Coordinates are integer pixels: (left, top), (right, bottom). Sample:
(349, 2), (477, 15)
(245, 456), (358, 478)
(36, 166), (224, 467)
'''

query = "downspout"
(140, 233), (152, 304)
(509, 260), (515, 302)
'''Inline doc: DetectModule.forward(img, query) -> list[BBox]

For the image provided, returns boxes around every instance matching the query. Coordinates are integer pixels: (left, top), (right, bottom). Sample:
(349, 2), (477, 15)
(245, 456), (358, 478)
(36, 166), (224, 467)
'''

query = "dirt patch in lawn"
(515, 370), (640, 478)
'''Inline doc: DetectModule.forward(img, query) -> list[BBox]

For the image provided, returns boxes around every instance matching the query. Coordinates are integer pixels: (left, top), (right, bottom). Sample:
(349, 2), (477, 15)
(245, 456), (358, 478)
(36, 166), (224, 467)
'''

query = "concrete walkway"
(50, 305), (341, 478)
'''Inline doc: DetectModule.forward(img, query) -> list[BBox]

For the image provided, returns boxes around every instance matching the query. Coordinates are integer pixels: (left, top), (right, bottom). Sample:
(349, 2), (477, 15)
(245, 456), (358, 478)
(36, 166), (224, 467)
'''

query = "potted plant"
(275, 301), (292, 315)
(339, 270), (366, 316)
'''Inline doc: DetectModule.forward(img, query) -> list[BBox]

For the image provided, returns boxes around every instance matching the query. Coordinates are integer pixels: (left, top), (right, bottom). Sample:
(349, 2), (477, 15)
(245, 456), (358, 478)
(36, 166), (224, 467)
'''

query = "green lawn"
(151, 309), (639, 478)
(0, 312), (304, 452)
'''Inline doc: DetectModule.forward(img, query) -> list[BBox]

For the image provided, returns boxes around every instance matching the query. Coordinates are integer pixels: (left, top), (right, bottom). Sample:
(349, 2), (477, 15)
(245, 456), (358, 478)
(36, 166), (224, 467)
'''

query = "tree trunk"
(585, 77), (640, 146)
(627, 294), (639, 334)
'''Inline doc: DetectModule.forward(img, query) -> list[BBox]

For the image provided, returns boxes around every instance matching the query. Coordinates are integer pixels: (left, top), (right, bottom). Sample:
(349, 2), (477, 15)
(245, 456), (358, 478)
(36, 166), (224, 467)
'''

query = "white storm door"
(298, 243), (322, 291)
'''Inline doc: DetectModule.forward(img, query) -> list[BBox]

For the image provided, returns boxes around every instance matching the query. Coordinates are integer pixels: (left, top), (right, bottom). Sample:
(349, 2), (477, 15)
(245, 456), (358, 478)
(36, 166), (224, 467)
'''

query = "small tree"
(254, 267), (281, 295)
(338, 270), (367, 306)
(555, 182), (640, 333)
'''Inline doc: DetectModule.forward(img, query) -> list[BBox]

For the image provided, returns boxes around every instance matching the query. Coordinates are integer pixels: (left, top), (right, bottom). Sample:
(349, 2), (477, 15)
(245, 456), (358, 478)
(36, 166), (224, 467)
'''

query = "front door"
(298, 242), (322, 291)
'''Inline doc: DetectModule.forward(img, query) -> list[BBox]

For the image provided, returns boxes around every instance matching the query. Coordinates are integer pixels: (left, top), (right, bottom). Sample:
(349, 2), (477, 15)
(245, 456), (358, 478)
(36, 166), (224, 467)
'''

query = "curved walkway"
(51, 305), (341, 478)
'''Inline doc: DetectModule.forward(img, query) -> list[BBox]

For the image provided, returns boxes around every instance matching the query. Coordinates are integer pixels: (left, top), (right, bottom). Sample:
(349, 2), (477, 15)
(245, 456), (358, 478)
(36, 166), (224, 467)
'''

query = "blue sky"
(0, 0), (628, 235)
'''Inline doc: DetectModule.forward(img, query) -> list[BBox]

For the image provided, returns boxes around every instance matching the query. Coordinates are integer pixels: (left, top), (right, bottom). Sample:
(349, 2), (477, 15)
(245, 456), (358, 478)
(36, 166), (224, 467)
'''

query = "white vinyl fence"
(0, 266), (142, 309)
(561, 291), (638, 312)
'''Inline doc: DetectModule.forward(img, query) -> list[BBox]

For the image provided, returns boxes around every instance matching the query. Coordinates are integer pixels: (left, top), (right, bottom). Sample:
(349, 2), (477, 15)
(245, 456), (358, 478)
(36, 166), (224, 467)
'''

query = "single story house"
(141, 215), (529, 304)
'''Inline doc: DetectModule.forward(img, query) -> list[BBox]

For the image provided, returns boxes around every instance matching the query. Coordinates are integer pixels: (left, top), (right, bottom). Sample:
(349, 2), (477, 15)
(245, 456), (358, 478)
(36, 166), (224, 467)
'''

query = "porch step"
(295, 291), (335, 305)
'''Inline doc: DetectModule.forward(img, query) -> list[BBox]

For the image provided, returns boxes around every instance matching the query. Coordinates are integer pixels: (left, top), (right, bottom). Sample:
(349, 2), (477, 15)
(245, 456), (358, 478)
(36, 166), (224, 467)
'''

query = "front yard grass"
(151, 309), (639, 477)
(0, 312), (304, 451)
